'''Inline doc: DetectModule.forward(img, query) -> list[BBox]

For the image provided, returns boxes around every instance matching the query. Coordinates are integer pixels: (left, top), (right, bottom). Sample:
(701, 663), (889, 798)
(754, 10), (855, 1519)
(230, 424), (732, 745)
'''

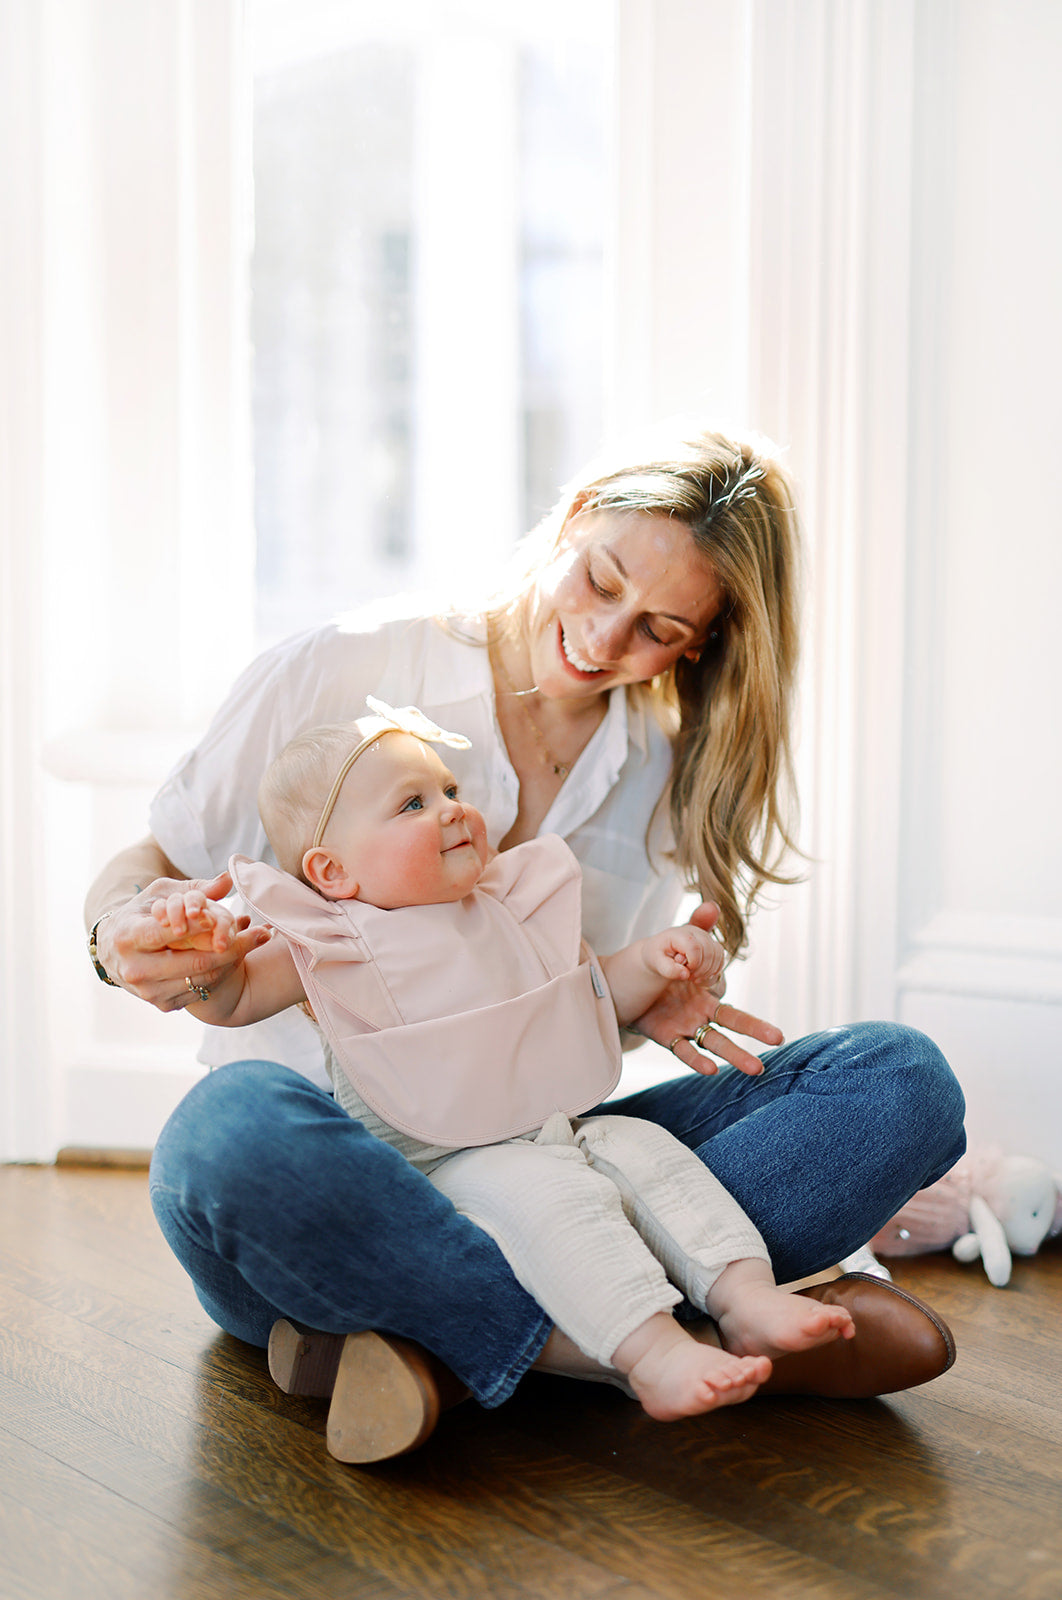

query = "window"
(251, 0), (613, 647)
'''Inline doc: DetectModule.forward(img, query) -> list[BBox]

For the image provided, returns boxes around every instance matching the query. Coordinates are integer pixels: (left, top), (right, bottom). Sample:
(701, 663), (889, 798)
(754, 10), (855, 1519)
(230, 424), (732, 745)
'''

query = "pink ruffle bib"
(229, 835), (622, 1146)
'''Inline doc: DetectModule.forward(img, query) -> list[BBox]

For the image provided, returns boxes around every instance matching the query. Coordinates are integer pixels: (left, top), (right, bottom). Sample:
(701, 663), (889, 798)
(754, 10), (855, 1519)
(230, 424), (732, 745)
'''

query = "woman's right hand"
(94, 871), (268, 1013)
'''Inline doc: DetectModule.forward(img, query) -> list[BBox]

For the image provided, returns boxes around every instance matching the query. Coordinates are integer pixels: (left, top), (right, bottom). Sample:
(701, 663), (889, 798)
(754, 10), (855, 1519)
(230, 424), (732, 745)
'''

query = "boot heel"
(327, 1331), (441, 1464)
(268, 1319), (345, 1396)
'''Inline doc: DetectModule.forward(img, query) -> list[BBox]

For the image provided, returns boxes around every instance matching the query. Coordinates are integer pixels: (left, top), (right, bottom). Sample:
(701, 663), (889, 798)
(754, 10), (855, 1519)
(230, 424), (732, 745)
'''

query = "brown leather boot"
(267, 1320), (469, 1463)
(756, 1273), (957, 1398)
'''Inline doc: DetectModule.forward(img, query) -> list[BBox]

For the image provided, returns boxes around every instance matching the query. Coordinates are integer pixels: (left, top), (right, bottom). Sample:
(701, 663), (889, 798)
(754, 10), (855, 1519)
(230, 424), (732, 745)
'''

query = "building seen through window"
(252, 2), (612, 647)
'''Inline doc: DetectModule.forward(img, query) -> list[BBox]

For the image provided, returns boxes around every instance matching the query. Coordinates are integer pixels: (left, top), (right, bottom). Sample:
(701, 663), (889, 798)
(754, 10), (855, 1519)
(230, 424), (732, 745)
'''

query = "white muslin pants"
(426, 1112), (770, 1365)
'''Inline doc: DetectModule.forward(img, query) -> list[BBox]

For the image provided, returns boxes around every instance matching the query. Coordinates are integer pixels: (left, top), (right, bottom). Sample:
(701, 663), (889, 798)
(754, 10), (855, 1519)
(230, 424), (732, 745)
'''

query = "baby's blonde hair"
(258, 723), (365, 881)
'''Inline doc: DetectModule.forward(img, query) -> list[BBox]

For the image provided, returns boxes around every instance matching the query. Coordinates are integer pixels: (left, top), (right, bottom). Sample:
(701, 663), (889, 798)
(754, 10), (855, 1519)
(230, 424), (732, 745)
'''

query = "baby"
(155, 700), (853, 1422)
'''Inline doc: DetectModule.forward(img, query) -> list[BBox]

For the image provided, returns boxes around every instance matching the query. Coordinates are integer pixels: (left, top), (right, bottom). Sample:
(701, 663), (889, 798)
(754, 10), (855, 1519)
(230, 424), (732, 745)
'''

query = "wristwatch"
(87, 913), (119, 986)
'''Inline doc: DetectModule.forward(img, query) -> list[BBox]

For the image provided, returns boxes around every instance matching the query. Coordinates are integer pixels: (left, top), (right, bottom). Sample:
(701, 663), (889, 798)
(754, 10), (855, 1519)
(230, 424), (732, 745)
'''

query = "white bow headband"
(311, 697), (472, 848)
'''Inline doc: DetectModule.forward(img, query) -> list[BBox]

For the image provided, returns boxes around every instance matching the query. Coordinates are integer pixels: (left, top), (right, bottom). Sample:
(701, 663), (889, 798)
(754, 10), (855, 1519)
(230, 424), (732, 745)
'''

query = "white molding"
(42, 729), (203, 789)
(741, 0), (919, 1033)
(63, 1062), (205, 1154)
(895, 0), (958, 943)
(899, 988), (1062, 1171)
(899, 912), (1062, 1005)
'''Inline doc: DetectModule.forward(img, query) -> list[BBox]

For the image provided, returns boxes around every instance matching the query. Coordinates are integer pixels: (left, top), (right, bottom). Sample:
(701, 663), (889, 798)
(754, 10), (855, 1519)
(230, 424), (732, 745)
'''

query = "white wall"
(722, 0), (1062, 1169)
(894, 0), (1062, 1165)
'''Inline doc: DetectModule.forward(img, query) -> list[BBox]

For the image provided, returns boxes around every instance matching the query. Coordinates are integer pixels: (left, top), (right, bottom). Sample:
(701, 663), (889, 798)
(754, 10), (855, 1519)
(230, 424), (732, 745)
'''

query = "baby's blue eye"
(444, 785), (459, 800)
(401, 795), (424, 812)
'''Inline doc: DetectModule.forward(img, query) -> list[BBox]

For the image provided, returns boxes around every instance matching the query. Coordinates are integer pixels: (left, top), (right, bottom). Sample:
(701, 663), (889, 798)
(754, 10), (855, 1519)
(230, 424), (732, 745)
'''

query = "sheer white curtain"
(2, 0), (253, 1159)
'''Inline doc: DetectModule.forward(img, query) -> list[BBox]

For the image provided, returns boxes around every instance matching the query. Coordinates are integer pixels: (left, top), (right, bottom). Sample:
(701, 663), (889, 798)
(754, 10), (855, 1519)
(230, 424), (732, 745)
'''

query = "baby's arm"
(599, 926), (724, 1029)
(151, 890), (306, 1025)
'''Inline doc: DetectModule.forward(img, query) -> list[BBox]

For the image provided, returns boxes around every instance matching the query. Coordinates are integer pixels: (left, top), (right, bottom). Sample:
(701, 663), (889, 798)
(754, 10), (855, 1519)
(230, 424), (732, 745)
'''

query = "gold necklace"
(493, 649), (572, 779)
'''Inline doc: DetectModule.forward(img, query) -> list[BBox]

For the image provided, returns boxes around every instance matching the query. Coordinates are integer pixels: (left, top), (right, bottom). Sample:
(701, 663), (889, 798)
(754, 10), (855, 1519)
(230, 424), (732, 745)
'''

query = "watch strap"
(88, 913), (120, 986)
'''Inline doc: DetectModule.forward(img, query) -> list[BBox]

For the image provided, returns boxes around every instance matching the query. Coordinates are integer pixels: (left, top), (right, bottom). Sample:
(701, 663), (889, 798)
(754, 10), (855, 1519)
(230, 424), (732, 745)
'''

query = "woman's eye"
(639, 619), (666, 645)
(401, 795), (424, 812)
(586, 562), (616, 599)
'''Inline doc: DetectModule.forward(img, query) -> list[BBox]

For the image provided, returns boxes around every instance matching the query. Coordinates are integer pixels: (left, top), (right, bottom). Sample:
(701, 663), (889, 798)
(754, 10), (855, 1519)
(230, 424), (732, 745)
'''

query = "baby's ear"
(302, 847), (358, 901)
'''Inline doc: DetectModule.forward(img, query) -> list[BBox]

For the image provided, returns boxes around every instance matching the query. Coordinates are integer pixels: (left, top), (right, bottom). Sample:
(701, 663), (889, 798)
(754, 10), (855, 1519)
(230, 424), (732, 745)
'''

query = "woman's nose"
(585, 611), (630, 662)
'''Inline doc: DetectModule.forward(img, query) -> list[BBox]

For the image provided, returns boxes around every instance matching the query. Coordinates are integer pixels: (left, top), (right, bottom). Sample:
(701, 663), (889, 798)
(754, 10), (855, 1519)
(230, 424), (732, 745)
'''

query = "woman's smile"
(559, 624), (607, 677)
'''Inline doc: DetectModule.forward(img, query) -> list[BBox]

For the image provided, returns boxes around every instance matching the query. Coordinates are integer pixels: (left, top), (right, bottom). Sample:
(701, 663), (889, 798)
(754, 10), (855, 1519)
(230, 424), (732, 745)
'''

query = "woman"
(85, 422), (965, 1461)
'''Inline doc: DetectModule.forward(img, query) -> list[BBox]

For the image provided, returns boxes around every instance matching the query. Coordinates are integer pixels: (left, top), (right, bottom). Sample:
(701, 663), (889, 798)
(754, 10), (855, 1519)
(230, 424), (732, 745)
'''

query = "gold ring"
(668, 1036), (687, 1055)
(185, 976), (210, 1004)
(694, 1023), (711, 1049)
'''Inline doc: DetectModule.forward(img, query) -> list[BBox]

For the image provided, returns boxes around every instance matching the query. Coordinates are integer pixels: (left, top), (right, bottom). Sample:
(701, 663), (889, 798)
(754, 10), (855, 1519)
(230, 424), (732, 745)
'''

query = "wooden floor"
(2, 1165), (1061, 1600)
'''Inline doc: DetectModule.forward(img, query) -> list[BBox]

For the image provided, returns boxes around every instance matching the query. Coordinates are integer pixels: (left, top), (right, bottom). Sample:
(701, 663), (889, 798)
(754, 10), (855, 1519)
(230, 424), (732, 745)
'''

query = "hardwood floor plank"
(0, 1423), (326, 1600)
(412, 1411), (894, 1600)
(5, 1165), (1062, 1600)
(0, 1284), (624, 1598)
(506, 1368), (1062, 1600)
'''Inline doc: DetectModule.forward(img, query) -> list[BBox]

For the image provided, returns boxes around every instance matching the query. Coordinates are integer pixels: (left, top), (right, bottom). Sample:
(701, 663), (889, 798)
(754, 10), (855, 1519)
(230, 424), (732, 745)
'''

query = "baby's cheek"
(469, 812), (490, 864)
(397, 838), (450, 899)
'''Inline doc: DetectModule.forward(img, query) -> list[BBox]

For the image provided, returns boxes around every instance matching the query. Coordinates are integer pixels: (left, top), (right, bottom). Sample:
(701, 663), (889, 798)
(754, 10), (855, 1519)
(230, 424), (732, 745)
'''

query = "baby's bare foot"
(628, 1341), (771, 1422)
(615, 1314), (771, 1421)
(716, 1284), (855, 1360)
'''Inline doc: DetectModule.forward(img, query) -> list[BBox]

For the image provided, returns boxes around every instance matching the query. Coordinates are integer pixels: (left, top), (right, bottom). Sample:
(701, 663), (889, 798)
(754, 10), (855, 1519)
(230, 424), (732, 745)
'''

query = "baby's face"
(317, 733), (488, 908)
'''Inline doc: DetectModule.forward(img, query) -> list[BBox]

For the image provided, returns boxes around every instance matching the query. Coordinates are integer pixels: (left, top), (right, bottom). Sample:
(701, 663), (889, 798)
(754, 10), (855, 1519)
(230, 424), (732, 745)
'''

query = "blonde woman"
(86, 422), (964, 1461)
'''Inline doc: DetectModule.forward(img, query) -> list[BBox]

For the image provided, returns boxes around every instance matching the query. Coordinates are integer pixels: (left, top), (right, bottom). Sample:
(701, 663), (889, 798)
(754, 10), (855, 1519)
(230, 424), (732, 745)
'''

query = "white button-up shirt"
(150, 602), (687, 1086)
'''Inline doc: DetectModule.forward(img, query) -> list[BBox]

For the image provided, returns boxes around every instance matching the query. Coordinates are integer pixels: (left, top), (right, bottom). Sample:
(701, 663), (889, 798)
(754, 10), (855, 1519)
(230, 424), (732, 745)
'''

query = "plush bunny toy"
(870, 1150), (1062, 1288)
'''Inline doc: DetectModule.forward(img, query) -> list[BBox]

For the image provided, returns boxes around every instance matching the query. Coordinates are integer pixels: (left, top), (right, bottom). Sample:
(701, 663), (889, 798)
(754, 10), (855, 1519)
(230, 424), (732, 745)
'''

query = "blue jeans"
(149, 1021), (965, 1407)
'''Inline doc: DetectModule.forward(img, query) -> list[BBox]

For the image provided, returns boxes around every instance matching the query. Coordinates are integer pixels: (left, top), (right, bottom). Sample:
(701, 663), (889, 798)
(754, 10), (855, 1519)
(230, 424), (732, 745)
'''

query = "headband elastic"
(310, 697), (472, 849)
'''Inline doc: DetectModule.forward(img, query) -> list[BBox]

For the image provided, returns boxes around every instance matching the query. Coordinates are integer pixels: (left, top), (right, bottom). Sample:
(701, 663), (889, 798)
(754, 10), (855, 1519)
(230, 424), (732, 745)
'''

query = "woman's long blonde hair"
(486, 422), (803, 959)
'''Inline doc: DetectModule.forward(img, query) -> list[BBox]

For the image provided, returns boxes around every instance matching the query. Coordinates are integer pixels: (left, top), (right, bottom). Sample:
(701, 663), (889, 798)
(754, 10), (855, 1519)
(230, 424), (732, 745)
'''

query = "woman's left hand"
(632, 901), (784, 1076)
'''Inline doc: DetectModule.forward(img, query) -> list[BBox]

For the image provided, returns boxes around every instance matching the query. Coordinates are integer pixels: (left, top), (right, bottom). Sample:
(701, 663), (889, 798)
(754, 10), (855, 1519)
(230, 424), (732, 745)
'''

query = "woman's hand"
(631, 901), (784, 1077)
(94, 871), (269, 1014)
(150, 887), (240, 953)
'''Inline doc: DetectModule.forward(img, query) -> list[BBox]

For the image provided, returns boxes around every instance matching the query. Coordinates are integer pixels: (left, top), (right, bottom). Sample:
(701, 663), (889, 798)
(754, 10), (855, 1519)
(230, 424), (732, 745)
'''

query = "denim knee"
(152, 1059), (342, 1195)
(846, 1021), (966, 1178)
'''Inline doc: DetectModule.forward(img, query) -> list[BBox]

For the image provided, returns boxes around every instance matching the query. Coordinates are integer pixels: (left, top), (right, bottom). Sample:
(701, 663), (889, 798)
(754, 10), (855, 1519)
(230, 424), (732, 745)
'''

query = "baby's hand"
(151, 889), (239, 955)
(646, 926), (725, 986)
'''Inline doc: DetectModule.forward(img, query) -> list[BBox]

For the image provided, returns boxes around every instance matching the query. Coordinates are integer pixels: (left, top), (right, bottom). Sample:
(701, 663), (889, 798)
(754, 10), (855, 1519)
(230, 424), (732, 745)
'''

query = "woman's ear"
(302, 847), (359, 901)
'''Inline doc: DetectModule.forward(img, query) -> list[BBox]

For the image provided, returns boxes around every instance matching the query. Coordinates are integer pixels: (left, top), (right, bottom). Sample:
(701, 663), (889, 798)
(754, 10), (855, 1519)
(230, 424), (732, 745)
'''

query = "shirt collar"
(540, 686), (631, 837)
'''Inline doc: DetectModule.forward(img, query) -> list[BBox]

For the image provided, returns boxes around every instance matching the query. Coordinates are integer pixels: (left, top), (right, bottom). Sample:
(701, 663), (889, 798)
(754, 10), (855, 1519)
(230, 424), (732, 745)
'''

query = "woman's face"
(525, 507), (724, 702)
